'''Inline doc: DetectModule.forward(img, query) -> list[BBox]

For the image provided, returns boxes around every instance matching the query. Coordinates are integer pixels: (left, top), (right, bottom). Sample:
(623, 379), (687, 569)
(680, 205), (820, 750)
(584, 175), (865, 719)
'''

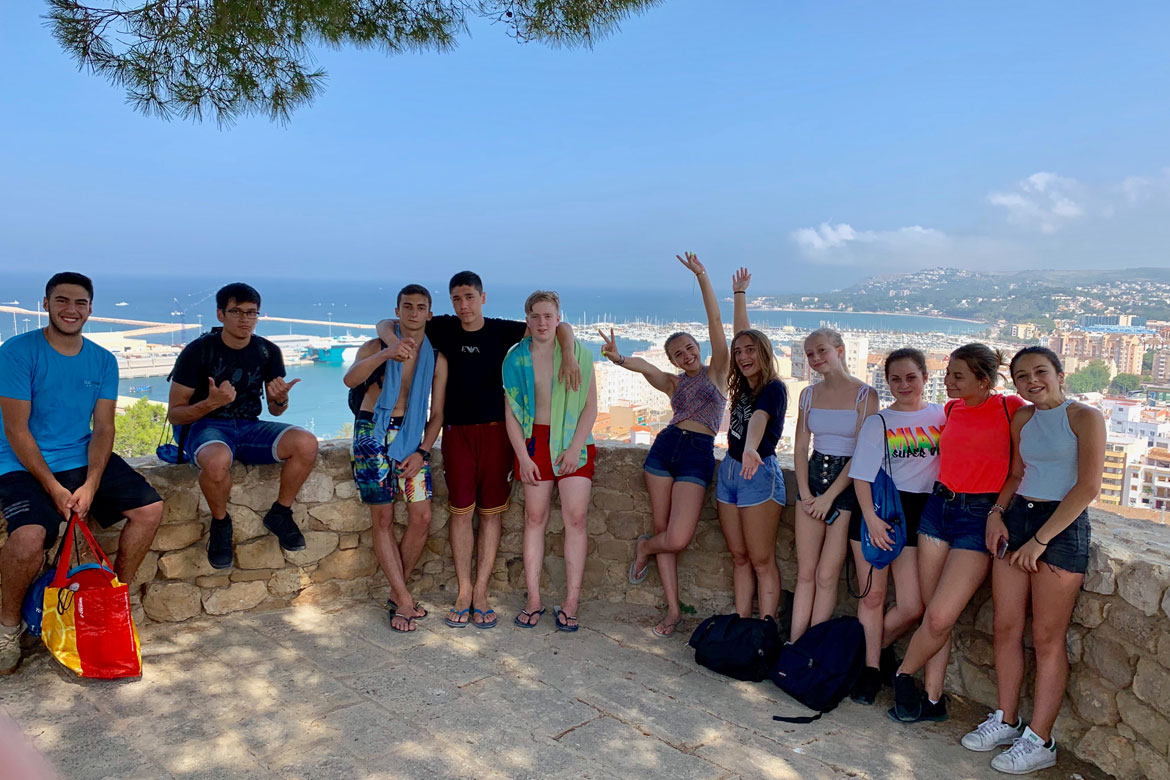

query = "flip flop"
(514, 607), (546, 628)
(653, 619), (681, 638)
(554, 607), (579, 633)
(473, 608), (498, 630)
(388, 600), (428, 621)
(389, 613), (417, 633)
(628, 534), (652, 585)
(444, 608), (470, 628)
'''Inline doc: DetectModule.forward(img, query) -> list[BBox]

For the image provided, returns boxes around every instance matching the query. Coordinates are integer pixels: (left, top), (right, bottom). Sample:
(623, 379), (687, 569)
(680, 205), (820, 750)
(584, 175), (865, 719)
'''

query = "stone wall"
(2, 439), (1168, 778)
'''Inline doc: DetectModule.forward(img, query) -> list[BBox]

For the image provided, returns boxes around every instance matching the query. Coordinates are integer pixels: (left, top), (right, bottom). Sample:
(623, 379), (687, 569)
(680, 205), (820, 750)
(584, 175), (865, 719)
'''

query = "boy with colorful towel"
(503, 291), (598, 632)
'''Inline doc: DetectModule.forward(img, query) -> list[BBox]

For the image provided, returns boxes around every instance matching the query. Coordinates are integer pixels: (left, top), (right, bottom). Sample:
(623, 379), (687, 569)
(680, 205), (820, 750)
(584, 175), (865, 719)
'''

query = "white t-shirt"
(848, 404), (946, 494)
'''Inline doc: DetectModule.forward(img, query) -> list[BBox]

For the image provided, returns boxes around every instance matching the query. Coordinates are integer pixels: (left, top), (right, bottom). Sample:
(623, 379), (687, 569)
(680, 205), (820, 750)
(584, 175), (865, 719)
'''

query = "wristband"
(734, 291), (746, 295)
(1033, 534), (1049, 547)
(616, 355), (626, 366)
(989, 504), (1006, 515)
(415, 448), (429, 459)
(271, 399), (288, 408)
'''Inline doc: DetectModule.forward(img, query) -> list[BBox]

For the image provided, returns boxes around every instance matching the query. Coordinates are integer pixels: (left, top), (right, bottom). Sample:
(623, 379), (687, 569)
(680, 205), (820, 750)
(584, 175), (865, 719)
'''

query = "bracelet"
(989, 504), (1006, 515)
(734, 291), (746, 295)
(1033, 534), (1049, 546)
(616, 355), (626, 366)
(271, 399), (288, 408)
(415, 448), (429, 458)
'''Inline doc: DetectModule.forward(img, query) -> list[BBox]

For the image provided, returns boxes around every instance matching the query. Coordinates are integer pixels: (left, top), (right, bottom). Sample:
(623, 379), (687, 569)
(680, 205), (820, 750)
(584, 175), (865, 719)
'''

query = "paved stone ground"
(1, 595), (1107, 780)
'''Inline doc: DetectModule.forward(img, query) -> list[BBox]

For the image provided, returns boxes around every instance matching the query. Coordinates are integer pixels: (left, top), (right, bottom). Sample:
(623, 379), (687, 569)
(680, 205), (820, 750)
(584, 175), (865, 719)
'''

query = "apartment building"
(1125, 447), (1170, 512)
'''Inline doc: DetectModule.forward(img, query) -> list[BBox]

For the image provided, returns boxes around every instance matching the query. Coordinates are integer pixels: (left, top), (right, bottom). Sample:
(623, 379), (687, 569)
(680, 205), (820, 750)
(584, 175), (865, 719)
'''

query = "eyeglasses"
(225, 308), (261, 320)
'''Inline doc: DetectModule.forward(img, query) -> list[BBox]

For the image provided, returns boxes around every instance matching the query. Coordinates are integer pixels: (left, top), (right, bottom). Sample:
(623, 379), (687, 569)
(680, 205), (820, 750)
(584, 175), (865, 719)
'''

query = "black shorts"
(0, 455), (162, 549)
(808, 451), (859, 517)
(1005, 498), (1091, 574)
(849, 490), (928, 548)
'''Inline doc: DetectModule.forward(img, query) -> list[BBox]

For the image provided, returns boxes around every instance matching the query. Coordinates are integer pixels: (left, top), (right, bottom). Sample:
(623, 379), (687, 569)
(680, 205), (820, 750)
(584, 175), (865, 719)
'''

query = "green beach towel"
(502, 337), (594, 468)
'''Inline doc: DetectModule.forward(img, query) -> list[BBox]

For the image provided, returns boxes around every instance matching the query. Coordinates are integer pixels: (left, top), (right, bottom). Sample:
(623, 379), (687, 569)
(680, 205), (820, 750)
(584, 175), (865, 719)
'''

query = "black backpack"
(688, 614), (781, 682)
(770, 616), (865, 723)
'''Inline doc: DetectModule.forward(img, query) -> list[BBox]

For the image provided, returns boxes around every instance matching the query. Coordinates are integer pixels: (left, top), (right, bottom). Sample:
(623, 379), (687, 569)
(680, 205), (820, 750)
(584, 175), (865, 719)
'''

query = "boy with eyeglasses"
(167, 282), (319, 568)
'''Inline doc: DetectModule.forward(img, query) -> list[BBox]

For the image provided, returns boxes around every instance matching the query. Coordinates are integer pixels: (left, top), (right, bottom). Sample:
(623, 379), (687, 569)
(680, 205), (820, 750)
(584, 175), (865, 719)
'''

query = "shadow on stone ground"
(1, 595), (1110, 780)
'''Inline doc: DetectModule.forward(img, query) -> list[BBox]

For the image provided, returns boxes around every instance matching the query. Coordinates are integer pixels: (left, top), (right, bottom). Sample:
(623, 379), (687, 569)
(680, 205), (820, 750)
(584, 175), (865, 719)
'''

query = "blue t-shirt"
(0, 330), (119, 476)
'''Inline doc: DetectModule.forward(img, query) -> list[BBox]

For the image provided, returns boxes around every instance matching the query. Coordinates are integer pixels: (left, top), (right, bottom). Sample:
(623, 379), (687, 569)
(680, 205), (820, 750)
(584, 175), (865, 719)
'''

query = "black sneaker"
(264, 502), (306, 551)
(880, 645), (899, 687)
(888, 673), (922, 722)
(918, 693), (949, 722)
(851, 666), (882, 705)
(207, 515), (234, 569)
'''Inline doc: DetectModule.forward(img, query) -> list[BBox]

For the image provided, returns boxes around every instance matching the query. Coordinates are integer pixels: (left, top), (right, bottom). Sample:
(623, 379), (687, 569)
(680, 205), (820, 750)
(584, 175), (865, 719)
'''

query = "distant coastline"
(747, 305), (987, 326)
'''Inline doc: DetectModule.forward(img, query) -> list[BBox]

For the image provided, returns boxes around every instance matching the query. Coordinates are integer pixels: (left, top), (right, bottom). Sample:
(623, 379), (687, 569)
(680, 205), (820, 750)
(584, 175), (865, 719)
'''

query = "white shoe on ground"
(991, 726), (1057, 775)
(0, 622), (25, 675)
(961, 709), (1024, 751)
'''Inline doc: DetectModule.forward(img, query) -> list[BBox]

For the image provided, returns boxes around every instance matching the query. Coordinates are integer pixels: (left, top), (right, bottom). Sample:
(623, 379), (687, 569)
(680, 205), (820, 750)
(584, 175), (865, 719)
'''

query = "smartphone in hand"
(996, 537), (1009, 559)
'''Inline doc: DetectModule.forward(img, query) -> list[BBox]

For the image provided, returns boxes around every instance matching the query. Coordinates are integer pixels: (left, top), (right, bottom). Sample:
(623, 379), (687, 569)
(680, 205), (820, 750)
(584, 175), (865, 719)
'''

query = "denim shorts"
(917, 485), (996, 553)
(186, 418), (302, 466)
(644, 426), (716, 487)
(808, 451), (859, 518)
(716, 453), (786, 507)
(848, 490), (928, 548)
(1005, 499), (1091, 574)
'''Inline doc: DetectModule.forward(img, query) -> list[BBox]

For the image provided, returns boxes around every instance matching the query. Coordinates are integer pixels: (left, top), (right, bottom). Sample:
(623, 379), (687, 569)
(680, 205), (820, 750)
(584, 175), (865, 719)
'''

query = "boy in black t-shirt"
(378, 271), (579, 629)
(168, 283), (319, 569)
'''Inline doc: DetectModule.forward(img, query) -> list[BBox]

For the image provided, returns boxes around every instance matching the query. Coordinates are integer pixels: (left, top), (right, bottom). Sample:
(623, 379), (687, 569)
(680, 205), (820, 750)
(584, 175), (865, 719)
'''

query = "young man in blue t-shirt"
(0, 272), (164, 674)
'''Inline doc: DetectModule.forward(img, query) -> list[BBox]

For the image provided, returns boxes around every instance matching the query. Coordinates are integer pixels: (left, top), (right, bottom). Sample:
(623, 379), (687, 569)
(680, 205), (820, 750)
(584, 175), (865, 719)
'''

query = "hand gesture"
(740, 449), (763, 480)
(555, 446), (582, 477)
(676, 251), (706, 277)
(599, 328), (622, 364)
(208, 377), (237, 409)
(517, 456), (541, 487)
(266, 376), (301, 406)
(732, 267), (751, 294)
(558, 356), (582, 392)
(1009, 538), (1044, 573)
(864, 514), (895, 551)
(389, 337), (417, 363)
(399, 452), (425, 479)
(67, 483), (96, 521)
(985, 512), (1009, 557)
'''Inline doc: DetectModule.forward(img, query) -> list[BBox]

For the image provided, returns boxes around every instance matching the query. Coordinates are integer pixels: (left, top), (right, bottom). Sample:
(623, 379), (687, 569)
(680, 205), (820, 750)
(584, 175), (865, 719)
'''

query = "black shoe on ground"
(918, 693), (949, 722)
(851, 666), (882, 705)
(264, 502), (306, 551)
(207, 515), (234, 569)
(880, 645), (899, 687)
(888, 673), (922, 722)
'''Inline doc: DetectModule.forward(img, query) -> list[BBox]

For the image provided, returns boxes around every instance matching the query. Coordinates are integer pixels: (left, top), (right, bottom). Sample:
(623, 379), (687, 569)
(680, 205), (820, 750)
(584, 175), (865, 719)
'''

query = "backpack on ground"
(770, 616), (865, 722)
(688, 613), (780, 682)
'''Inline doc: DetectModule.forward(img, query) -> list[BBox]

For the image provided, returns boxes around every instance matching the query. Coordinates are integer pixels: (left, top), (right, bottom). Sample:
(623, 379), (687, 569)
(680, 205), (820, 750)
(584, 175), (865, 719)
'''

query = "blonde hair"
(524, 290), (560, 314)
(804, 327), (847, 371)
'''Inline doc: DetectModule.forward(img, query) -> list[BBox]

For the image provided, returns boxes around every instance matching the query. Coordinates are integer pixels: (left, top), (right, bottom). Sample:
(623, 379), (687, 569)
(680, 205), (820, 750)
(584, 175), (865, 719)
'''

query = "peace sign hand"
(732, 267), (751, 294)
(676, 251), (706, 277)
(599, 328), (622, 364)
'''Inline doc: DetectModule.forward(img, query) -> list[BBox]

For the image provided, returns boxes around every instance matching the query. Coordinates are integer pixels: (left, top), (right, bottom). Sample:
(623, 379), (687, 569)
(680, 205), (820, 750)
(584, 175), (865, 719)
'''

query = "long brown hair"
(728, 329), (779, 408)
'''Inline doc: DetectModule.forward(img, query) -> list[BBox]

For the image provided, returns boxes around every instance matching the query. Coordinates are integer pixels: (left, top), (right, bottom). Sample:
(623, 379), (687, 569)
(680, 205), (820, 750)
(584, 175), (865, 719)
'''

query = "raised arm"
(599, 327), (676, 396)
(732, 267), (751, 335)
(344, 338), (391, 388)
(678, 252), (730, 384)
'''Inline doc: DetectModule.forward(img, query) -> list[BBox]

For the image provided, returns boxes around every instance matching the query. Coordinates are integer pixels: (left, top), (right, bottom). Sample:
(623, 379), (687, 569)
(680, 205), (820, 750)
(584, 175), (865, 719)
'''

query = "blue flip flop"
(473, 608), (498, 630)
(514, 607), (546, 628)
(445, 608), (470, 628)
(554, 607), (579, 633)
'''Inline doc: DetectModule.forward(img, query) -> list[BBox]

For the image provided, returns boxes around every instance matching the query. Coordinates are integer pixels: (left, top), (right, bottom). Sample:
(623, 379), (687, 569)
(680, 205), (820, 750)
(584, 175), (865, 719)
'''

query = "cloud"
(987, 172), (1085, 233)
(791, 222), (948, 256)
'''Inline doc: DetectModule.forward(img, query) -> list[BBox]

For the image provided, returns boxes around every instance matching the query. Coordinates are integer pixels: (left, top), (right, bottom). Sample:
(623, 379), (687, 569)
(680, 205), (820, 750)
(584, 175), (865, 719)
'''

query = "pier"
(0, 305), (374, 336)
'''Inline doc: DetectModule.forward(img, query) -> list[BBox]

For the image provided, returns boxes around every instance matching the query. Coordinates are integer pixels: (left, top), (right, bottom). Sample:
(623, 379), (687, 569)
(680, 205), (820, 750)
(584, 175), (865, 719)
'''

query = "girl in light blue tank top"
(972, 347), (1106, 773)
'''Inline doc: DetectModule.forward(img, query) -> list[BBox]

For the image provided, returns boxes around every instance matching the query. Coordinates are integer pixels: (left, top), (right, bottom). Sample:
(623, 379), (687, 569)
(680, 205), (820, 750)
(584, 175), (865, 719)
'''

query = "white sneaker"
(962, 710), (1024, 752)
(0, 622), (24, 675)
(991, 727), (1057, 775)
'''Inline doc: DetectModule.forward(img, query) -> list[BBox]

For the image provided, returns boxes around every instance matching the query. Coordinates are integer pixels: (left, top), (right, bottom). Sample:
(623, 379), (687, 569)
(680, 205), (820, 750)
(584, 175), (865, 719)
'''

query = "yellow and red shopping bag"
(40, 513), (142, 679)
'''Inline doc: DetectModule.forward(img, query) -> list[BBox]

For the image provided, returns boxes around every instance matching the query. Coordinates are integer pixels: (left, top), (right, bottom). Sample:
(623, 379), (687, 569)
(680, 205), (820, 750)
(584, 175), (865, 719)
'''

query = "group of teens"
(0, 265), (1106, 776)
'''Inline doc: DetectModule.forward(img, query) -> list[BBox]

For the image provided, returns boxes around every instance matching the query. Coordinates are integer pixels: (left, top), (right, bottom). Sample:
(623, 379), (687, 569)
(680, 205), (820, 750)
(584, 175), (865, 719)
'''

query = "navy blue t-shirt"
(727, 379), (788, 461)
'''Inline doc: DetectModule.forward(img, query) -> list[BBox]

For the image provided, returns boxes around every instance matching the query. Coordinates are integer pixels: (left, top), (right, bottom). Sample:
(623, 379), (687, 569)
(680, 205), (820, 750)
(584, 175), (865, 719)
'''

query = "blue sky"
(2, 1), (1168, 293)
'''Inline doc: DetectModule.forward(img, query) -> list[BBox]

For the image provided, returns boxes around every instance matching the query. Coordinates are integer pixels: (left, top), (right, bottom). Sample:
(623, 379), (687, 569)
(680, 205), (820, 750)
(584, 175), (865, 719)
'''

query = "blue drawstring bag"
(860, 413), (906, 571)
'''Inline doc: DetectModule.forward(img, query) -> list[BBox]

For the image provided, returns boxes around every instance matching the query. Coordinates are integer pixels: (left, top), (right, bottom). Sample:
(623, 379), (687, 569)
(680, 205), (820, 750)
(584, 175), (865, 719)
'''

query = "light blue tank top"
(1018, 399), (1079, 501)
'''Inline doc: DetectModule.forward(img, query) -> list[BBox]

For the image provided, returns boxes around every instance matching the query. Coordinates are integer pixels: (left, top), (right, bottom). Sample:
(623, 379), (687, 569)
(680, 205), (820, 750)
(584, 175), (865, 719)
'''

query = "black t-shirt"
(171, 331), (285, 420)
(727, 379), (788, 461)
(426, 315), (526, 425)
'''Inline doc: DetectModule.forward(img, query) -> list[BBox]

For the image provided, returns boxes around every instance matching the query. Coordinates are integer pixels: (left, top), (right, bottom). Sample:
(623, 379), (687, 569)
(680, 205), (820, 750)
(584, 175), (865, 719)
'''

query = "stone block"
(295, 471), (335, 504)
(1083, 633), (1135, 688)
(196, 574), (231, 588)
(1084, 541), (1128, 595)
(129, 550), (159, 591)
(292, 581), (342, 606)
(1136, 741), (1170, 780)
(597, 539), (629, 561)
(1076, 726), (1139, 780)
(308, 501), (371, 532)
(592, 490), (633, 512)
(608, 511), (642, 540)
(1117, 688), (1170, 753)
(151, 521), (204, 552)
(158, 547), (218, 579)
(230, 568), (274, 583)
(1069, 673), (1119, 726)
(161, 491), (198, 525)
(1105, 599), (1161, 653)
(236, 536), (285, 569)
(1134, 657), (1170, 718)
(334, 480), (357, 500)
(141, 581), (202, 622)
(1158, 632), (1170, 669)
(313, 547), (378, 582)
(957, 659), (997, 709)
(1066, 627), (1084, 663)
(269, 567), (312, 596)
(229, 479), (278, 513)
(586, 508), (607, 535)
(1118, 560), (1170, 617)
(283, 531), (339, 566)
(229, 505), (266, 542)
(1072, 593), (1106, 629)
(201, 581), (268, 615)
(339, 533), (359, 550)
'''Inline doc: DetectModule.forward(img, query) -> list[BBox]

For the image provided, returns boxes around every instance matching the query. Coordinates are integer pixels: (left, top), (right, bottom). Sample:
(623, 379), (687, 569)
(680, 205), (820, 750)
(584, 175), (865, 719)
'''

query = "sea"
(1, 272), (986, 439)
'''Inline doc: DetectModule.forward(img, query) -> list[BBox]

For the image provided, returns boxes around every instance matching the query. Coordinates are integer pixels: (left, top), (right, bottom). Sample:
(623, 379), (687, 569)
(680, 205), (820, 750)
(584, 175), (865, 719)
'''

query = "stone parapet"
(1, 439), (1166, 778)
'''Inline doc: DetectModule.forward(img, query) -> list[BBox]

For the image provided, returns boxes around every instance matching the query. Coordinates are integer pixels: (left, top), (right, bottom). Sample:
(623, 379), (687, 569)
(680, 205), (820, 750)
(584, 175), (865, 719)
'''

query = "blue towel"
(373, 324), (435, 461)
